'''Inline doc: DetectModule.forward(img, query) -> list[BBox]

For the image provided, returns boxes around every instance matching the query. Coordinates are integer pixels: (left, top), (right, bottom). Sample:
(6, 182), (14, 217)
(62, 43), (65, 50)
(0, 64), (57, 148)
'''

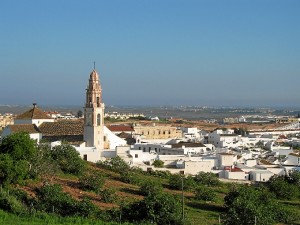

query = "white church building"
(1, 68), (126, 163)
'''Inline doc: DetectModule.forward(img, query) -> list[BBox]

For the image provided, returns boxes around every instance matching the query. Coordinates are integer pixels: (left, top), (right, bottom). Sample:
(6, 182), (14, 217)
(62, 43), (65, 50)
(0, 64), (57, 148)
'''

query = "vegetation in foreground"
(0, 132), (300, 225)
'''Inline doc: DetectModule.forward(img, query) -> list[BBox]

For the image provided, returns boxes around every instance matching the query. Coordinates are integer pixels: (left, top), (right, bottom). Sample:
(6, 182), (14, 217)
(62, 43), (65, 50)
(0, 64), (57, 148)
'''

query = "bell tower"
(83, 68), (105, 149)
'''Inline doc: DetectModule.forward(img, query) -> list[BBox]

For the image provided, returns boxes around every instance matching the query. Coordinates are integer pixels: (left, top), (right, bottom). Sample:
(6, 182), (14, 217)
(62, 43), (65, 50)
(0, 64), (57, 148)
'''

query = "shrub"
(169, 174), (196, 191)
(194, 172), (220, 186)
(50, 144), (86, 175)
(119, 170), (141, 185)
(98, 188), (117, 203)
(97, 156), (130, 173)
(79, 171), (105, 192)
(139, 180), (163, 196)
(35, 183), (79, 216)
(0, 188), (27, 215)
(194, 185), (216, 202)
(152, 160), (164, 168)
(268, 175), (298, 200)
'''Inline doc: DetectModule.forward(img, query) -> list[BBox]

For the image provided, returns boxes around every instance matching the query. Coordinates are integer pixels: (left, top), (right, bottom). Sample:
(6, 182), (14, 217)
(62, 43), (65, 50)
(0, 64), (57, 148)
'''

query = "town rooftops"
(16, 103), (52, 120)
(220, 134), (238, 137)
(107, 124), (134, 132)
(39, 120), (83, 136)
(6, 124), (41, 134)
(171, 142), (206, 148)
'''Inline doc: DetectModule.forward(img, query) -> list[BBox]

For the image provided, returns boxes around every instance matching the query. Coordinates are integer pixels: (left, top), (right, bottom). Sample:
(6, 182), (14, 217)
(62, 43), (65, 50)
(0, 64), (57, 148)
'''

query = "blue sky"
(0, 0), (299, 107)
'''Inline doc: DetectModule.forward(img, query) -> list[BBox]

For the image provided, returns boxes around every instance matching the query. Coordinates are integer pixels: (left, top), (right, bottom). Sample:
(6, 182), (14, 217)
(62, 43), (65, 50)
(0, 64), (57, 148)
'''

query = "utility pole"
(181, 174), (184, 223)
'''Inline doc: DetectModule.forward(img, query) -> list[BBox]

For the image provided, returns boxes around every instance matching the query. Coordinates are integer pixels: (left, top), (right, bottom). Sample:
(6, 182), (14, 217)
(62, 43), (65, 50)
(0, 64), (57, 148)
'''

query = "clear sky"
(0, 0), (299, 108)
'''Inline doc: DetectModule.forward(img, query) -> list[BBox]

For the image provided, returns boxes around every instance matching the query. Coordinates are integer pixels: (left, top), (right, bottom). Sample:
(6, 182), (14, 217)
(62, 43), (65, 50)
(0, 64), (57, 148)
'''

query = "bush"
(98, 188), (117, 203)
(50, 144), (86, 175)
(152, 160), (164, 168)
(0, 188), (27, 215)
(97, 156), (130, 173)
(169, 174), (196, 191)
(194, 185), (216, 202)
(268, 175), (298, 200)
(139, 180), (163, 196)
(194, 172), (220, 186)
(122, 191), (183, 225)
(119, 170), (141, 185)
(79, 171), (105, 192)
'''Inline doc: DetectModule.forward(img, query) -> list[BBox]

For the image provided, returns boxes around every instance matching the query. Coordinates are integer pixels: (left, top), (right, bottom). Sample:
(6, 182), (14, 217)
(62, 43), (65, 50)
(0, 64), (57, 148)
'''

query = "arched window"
(97, 114), (101, 126)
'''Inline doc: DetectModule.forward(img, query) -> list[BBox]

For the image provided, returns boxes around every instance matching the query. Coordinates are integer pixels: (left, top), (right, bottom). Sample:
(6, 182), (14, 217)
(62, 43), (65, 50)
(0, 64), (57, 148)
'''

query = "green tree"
(288, 169), (300, 186)
(0, 132), (37, 161)
(268, 175), (298, 200)
(50, 144), (86, 175)
(79, 171), (105, 192)
(169, 174), (196, 190)
(223, 185), (295, 225)
(123, 191), (183, 225)
(152, 159), (164, 168)
(194, 185), (216, 202)
(98, 156), (130, 173)
(194, 172), (220, 186)
(139, 179), (163, 196)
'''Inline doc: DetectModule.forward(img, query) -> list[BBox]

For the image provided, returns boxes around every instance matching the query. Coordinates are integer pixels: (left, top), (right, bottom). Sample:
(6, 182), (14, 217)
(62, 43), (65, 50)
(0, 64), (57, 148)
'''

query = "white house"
(14, 103), (55, 127)
(1, 124), (42, 142)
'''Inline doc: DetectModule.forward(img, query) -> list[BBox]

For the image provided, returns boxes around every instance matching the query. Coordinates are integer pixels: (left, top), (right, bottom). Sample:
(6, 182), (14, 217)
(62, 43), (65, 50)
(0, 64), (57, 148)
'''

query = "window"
(139, 147), (141, 150)
(97, 97), (100, 107)
(83, 154), (87, 161)
(97, 114), (101, 126)
(104, 136), (106, 141)
(135, 154), (138, 158)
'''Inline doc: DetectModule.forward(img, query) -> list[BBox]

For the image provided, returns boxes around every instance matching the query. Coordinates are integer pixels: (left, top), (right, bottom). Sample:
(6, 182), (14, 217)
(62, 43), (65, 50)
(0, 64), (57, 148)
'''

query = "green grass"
(0, 210), (131, 225)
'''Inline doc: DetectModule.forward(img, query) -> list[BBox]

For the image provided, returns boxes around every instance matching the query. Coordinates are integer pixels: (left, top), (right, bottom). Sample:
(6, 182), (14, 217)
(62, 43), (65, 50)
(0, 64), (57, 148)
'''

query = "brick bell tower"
(83, 67), (105, 149)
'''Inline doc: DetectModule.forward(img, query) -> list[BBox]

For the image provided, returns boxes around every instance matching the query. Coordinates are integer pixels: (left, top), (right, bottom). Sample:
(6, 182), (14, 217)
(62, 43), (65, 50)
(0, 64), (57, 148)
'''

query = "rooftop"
(16, 104), (52, 120)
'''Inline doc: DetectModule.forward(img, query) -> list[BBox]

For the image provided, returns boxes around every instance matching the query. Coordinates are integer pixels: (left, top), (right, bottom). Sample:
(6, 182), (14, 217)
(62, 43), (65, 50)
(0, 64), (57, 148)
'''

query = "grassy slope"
(8, 163), (300, 225)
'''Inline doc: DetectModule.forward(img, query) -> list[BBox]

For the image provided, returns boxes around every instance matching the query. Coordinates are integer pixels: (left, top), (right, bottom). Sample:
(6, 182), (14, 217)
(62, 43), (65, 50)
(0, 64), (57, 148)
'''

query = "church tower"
(83, 69), (105, 149)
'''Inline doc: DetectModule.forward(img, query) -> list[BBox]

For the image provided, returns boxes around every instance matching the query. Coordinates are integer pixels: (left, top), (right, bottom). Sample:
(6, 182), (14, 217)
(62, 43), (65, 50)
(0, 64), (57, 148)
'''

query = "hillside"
(0, 132), (300, 225)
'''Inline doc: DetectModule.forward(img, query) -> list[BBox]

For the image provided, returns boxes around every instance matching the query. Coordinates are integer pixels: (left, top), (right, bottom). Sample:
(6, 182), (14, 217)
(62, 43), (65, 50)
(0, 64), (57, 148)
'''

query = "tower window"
(97, 114), (101, 126)
(97, 97), (100, 107)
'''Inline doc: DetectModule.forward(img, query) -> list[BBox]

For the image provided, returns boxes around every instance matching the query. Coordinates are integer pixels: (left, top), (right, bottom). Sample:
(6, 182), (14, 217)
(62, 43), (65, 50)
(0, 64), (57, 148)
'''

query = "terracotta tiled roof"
(39, 120), (84, 136)
(16, 105), (52, 120)
(7, 124), (41, 134)
(107, 125), (134, 132)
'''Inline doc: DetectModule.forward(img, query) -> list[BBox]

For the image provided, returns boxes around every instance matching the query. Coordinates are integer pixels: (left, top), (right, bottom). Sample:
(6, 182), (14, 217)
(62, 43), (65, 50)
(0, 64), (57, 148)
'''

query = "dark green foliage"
(79, 171), (105, 192)
(194, 172), (220, 187)
(29, 144), (60, 180)
(152, 159), (164, 168)
(168, 174), (196, 190)
(0, 188), (27, 215)
(122, 191), (183, 225)
(50, 144), (86, 175)
(98, 188), (117, 203)
(288, 169), (300, 186)
(0, 132), (37, 161)
(147, 169), (172, 179)
(223, 185), (296, 225)
(0, 154), (30, 185)
(268, 174), (298, 200)
(119, 170), (141, 185)
(97, 156), (130, 173)
(139, 180), (163, 196)
(35, 183), (98, 218)
(194, 185), (216, 202)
